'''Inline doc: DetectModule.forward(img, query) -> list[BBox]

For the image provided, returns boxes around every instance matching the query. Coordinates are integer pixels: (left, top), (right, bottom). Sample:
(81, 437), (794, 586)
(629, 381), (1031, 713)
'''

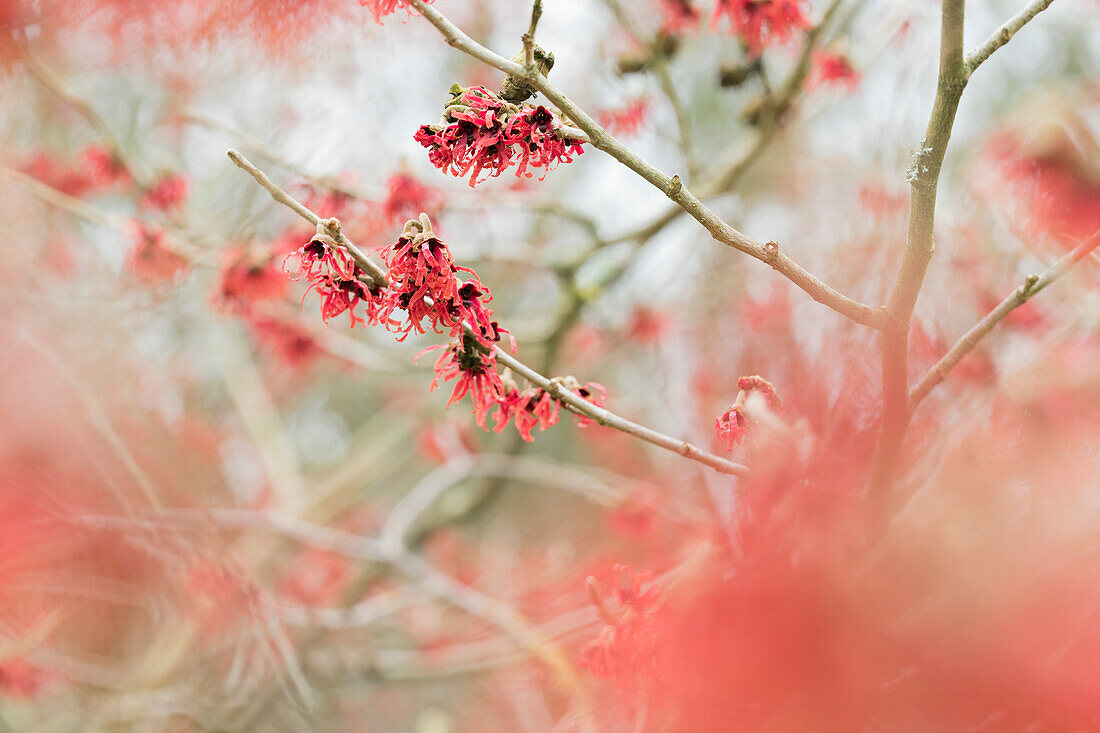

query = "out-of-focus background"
(0, 0), (1098, 731)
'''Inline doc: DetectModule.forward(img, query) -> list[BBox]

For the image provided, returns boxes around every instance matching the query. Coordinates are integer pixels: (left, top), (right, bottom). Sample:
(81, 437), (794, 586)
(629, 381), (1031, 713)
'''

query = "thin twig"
(184, 108), (367, 200)
(227, 150), (750, 477)
(227, 150), (387, 285)
(908, 229), (1098, 407)
(601, 0), (695, 171)
(965, 0), (1056, 75)
(523, 0), (543, 69)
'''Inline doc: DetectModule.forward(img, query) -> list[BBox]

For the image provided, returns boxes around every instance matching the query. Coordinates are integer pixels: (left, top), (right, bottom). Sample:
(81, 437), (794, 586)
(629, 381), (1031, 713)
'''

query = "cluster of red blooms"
(81, 145), (132, 189)
(659, 0), (702, 34)
(715, 375), (782, 450)
(285, 225), (384, 328)
(489, 374), (607, 442)
(809, 49), (861, 90)
(414, 85), (584, 187)
(20, 145), (131, 198)
(380, 172), (444, 224)
(377, 222), (501, 345)
(984, 128), (1100, 246)
(597, 98), (650, 137)
(283, 213), (607, 441)
(213, 248), (288, 315)
(127, 221), (188, 283)
(579, 566), (663, 680)
(713, 0), (811, 56)
(139, 172), (189, 212)
(357, 0), (431, 24)
(246, 314), (323, 369)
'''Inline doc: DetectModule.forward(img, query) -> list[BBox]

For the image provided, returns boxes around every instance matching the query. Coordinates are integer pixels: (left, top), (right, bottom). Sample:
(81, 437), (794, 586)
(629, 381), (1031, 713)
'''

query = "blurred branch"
(601, 0), (696, 173)
(18, 332), (161, 509)
(228, 150), (387, 285)
(227, 150), (749, 476)
(22, 51), (155, 187)
(0, 167), (395, 371)
(387, 552), (597, 732)
(406, 0), (887, 330)
(218, 339), (307, 511)
(0, 167), (220, 266)
(0, 167), (127, 230)
(183, 108), (367, 200)
(80, 508), (387, 561)
(908, 229), (1099, 408)
(965, 0), (1056, 75)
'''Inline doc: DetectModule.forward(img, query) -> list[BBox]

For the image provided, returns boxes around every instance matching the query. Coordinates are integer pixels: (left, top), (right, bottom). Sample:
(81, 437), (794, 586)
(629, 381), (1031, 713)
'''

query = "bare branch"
(965, 0), (1056, 75)
(185, 108), (367, 200)
(406, 0), (887, 330)
(909, 229), (1099, 407)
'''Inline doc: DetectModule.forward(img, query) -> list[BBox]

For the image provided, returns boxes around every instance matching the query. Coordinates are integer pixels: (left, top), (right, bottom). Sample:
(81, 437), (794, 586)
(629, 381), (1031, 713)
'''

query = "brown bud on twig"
(719, 63), (754, 88)
(501, 45), (555, 103)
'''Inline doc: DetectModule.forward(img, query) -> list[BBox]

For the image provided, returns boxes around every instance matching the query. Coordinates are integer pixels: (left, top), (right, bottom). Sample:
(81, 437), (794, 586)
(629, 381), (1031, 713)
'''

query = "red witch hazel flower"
(713, 0), (811, 57)
(378, 214), (513, 349)
(80, 145), (131, 189)
(380, 172), (443, 225)
(415, 85), (583, 187)
(358, 0), (432, 24)
(284, 220), (385, 328)
(597, 98), (649, 137)
(659, 0), (702, 35)
(422, 334), (507, 428)
(809, 49), (861, 90)
(491, 373), (607, 441)
(213, 247), (287, 315)
(579, 565), (663, 680)
(140, 172), (189, 212)
(715, 375), (782, 450)
(0, 658), (46, 699)
(20, 152), (93, 198)
(127, 221), (188, 283)
(246, 314), (322, 369)
(378, 216), (467, 339)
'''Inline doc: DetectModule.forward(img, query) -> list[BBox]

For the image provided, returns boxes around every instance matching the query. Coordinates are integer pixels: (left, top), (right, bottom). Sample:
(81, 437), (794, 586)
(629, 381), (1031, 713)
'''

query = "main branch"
(866, 0), (968, 520)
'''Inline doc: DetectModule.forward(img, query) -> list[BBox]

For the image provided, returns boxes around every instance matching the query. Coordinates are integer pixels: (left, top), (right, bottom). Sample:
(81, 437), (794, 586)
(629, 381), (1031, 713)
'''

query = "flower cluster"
(284, 213), (606, 442)
(81, 145), (131, 189)
(246, 314), (322, 369)
(127, 221), (188, 283)
(809, 49), (861, 90)
(425, 334), (506, 428)
(213, 247), (288, 315)
(414, 85), (584, 187)
(140, 172), (189, 212)
(358, 0), (431, 24)
(713, 0), (810, 57)
(597, 98), (650, 137)
(715, 375), (782, 450)
(488, 373), (607, 442)
(284, 222), (384, 328)
(380, 172), (444, 224)
(659, 0), (702, 35)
